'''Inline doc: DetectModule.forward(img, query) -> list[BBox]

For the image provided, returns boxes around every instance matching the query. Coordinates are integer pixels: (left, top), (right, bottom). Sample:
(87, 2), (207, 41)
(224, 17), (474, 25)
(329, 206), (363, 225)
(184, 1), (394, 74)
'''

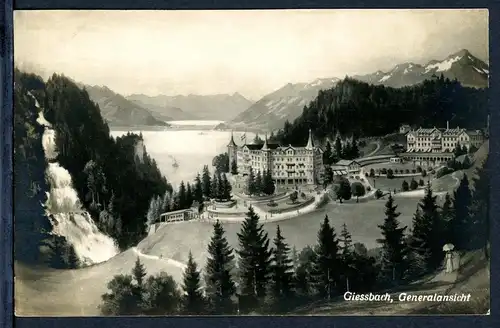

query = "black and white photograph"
(13, 9), (490, 316)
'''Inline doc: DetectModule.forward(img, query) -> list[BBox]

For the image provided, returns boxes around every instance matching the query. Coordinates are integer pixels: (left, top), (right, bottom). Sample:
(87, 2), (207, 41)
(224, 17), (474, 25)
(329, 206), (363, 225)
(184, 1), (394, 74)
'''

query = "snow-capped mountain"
(353, 49), (489, 88)
(228, 77), (340, 131)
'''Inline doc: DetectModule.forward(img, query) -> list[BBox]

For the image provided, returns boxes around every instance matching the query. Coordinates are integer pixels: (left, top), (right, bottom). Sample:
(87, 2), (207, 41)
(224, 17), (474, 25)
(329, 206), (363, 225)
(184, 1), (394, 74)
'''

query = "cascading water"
(30, 91), (119, 265)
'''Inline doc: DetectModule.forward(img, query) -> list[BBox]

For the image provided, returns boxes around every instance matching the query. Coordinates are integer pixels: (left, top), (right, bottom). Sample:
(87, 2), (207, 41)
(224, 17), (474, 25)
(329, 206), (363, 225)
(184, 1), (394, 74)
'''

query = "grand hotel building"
(401, 122), (485, 166)
(227, 130), (324, 186)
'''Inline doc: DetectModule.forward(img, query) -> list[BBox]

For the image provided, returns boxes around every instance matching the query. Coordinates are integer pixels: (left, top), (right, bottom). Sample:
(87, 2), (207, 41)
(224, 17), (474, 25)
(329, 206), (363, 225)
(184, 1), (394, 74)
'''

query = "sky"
(14, 9), (488, 100)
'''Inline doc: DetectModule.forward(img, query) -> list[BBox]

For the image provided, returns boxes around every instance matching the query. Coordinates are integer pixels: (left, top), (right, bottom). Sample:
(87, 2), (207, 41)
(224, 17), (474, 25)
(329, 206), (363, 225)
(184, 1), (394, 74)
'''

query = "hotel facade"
(227, 130), (324, 186)
(401, 122), (485, 166)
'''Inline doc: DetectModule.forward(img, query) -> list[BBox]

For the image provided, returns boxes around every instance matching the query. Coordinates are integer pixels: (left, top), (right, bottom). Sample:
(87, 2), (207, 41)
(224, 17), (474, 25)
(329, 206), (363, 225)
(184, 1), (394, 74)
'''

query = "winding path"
(132, 247), (187, 270)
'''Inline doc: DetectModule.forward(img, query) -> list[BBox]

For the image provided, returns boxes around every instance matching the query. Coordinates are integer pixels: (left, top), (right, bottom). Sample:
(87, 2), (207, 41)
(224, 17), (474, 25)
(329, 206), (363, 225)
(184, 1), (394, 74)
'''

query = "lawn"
(137, 195), (422, 271)
(368, 176), (428, 192)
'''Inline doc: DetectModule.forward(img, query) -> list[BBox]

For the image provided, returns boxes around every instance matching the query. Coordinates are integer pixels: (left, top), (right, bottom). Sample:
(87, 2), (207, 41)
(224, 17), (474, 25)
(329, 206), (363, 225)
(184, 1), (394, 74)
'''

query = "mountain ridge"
(228, 49), (488, 131)
(126, 92), (253, 121)
(82, 84), (170, 127)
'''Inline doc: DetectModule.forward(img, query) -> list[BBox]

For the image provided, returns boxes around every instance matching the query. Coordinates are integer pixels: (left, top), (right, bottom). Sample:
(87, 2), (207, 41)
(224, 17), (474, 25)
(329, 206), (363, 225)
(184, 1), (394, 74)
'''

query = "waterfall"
(30, 91), (119, 265)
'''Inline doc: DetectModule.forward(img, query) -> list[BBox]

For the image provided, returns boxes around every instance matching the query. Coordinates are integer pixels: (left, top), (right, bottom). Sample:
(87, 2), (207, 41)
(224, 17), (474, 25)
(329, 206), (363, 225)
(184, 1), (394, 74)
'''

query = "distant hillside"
(83, 85), (169, 127)
(353, 49), (488, 89)
(273, 76), (488, 147)
(126, 98), (197, 121)
(228, 78), (339, 131)
(126, 92), (253, 121)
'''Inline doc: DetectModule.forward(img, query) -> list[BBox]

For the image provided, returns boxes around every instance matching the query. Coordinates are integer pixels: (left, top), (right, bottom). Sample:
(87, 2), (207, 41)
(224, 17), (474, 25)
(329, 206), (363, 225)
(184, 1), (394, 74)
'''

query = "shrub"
(410, 179), (418, 190)
(436, 167), (454, 179)
(401, 180), (409, 192)
(365, 172), (369, 177)
(351, 182), (366, 202)
(381, 168), (388, 174)
(369, 168), (375, 177)
(416, 166), (422, 173)
(419, 179), (425, 186)
(405, 169), (410, 174)
(412, 169), (417, 174)
(300, 192), (306, 199)
(421, 170), (427, 178)
(375, 189), (384, 199)
(366, 186), (371, 192)
(387, 169), (394, 179)
(289, 191), (298, 203)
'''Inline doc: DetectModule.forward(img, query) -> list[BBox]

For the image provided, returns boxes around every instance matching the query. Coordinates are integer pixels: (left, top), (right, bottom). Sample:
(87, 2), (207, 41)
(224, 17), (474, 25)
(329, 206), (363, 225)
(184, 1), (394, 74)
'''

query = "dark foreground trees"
(204, 220), (237, 314)
(237, 206), (273, 313)
(100, 257), (180, 315)
(377, 195), (408, 283)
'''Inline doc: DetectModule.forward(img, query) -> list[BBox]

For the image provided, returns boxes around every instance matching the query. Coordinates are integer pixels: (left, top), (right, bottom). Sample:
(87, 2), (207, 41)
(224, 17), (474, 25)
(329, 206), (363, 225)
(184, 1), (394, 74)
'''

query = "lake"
(111, 121), (255, 187)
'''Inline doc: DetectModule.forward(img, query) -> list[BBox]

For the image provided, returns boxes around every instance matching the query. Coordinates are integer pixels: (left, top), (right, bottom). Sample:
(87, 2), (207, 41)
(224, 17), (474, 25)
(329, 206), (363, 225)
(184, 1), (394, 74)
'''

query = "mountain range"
(227, 49), (489, 131)
(352, 49), (489, 89)
(82, 84), (171, 127)
(126, 92), (253, 121)
(226, 78), (340, 131)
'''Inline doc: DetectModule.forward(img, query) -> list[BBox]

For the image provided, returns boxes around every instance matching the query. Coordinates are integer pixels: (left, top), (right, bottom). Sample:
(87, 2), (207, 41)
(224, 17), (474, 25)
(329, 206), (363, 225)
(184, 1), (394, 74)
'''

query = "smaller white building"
(335, 159), (361, 173)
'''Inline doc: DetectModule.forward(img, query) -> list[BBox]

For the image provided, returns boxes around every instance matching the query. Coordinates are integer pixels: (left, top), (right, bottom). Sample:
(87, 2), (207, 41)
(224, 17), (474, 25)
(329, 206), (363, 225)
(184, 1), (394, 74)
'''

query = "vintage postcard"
(13, 9), (489, 316)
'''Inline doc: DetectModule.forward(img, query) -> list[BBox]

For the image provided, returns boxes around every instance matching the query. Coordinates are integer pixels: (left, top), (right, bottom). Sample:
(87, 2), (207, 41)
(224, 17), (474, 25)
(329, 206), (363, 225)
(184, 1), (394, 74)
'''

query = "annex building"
(402, 122), (485, 166)
(227, 129), (324, 186)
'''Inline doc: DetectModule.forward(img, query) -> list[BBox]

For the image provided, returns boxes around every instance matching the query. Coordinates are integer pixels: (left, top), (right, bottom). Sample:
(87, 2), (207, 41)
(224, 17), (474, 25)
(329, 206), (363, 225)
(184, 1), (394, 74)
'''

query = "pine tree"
(194, 173), (203, 203)
(402, 180), (409, 192)
(440, 193), (456, 245)
(221, 174), (232, 200)
(339, 223), (355, 292)
(376, 195), (408, 283)
(262, 169), (275, 195)
(411, 183), (443, 271)
(255, 171), (263, 195)
(336, 178), (352, 203)
(268, 225), (295, 312)
(186, 182), (193, 208)
(237, 206), (273, 312)
(202, 165), (212, 198)
(294, 245), (316, 300)
(350, 135), (359, 159)
(453, 174), (472, 250)
(178, 181), (187, 209)
(339, 223), (353, 255)
(182, 251), (206, 315)
(161, 191), (172, 213)
(231, 158), (238, 175)
(247, 167), (256, 195)
(335, 136), (342, 160)
(216, 171), (225, 201)
(342, 140), (352, 159)
(468, 160), (489, 254)
(210, 173), (218, 200)
(311, 215), (340, 299)
(132, 257), (147, 288)
(323, 141), (333, 165)
(204, 220), (236, 314)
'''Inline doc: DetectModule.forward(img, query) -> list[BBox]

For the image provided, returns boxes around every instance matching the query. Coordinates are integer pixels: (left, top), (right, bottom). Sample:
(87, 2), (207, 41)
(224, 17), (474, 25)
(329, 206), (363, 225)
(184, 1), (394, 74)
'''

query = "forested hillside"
(14, 69), (172, 265)
(273, 76), (488, 145)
